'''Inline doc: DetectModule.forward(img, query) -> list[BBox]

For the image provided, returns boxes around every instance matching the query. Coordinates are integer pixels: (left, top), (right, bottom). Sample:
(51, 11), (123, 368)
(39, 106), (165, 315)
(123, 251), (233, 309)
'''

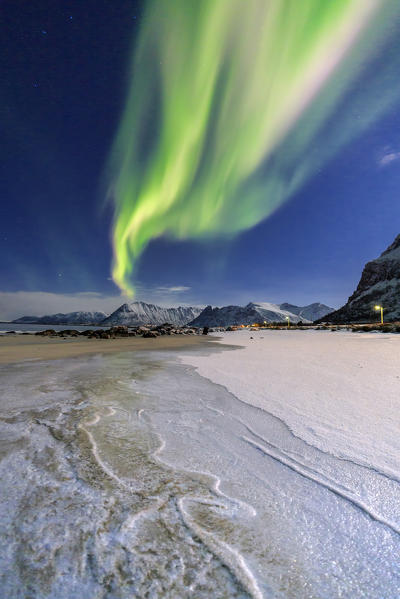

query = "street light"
(285, 316), (290, 328)
(374, 305), (384, 324)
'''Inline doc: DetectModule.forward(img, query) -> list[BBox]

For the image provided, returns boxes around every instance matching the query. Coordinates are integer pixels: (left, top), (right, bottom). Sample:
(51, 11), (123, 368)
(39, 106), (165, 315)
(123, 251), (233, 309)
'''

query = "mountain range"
(12, 311), (108, 325)
(188, 302), (333, 327)
(11, 233), (400, 327)
(11, 300), (333, 326)
(322, 233), (400, 323)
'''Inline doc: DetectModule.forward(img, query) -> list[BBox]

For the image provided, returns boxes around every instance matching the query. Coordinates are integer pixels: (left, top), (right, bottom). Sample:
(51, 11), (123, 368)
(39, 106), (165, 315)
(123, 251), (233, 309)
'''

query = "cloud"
(74, 291), (103, 297)
(155, 286), (191, 293)
(378, 151), (400, 167)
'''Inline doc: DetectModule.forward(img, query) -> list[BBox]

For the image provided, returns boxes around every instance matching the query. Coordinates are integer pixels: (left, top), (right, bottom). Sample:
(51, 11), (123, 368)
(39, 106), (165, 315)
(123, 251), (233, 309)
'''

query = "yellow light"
(374, 304), (384, 324)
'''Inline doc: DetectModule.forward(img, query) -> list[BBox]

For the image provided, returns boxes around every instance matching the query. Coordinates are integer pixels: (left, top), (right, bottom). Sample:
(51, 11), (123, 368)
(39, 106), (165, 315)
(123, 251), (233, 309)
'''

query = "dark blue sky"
(1, 0), (400, 318)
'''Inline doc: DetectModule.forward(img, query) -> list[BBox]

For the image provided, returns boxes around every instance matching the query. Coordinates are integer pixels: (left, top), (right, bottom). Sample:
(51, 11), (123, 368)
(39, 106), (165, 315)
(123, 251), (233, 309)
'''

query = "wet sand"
(0, 334), (215, 364)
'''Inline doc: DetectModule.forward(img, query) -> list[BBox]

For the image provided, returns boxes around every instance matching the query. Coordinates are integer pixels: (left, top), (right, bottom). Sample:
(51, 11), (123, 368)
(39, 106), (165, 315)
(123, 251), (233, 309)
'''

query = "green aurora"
(107, 0), (400, 296)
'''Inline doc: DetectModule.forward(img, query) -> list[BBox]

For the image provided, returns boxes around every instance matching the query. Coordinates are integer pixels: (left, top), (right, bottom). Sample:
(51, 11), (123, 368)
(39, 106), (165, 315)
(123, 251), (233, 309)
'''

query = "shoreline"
(0, 334), (217, 364)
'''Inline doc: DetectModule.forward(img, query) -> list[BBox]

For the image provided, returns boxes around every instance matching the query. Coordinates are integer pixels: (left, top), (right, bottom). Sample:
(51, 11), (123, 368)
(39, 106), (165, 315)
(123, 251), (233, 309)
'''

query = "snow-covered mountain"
(11, 300), (334, 328)
(322, 233), (400, 323)
(279, 302), (333, 322)
(12, 311), (108, 325)
(101, 302), (202, 327)
(188, 301), (333, 327)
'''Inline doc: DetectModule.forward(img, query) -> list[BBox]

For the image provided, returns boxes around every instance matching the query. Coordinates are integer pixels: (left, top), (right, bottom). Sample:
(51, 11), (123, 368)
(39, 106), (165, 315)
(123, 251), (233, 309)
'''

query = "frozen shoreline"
(1, 333), (399, 598)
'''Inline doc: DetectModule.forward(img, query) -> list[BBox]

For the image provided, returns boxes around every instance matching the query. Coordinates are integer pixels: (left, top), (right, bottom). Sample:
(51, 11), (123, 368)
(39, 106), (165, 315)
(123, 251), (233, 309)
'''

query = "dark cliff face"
(322, 234), (400, 323)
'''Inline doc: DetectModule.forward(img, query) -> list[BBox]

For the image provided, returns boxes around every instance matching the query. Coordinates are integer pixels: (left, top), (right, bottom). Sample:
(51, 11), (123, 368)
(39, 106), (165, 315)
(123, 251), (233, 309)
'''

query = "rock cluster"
(34, 324), (199, 339)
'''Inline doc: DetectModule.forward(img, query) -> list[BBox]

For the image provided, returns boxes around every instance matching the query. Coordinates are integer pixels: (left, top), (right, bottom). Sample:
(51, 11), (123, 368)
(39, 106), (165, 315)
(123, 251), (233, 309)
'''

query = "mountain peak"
(380, 233), (400, 258)
(101, 301), (202, 326)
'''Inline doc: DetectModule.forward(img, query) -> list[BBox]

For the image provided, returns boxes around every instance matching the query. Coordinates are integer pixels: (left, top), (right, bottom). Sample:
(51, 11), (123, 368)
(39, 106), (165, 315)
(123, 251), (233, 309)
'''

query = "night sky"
(2, 0), (400, 320)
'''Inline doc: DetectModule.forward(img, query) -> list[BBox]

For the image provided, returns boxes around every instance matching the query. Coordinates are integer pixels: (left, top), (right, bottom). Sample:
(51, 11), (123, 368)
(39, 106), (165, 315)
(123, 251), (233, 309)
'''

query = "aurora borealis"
(3, 0), (400, 317)
(108, 0), (400, 296)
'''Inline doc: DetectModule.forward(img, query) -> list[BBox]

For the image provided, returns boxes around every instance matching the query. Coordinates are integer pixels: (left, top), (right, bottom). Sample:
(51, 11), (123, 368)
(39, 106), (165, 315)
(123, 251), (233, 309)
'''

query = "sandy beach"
(0, 333), (215, 364)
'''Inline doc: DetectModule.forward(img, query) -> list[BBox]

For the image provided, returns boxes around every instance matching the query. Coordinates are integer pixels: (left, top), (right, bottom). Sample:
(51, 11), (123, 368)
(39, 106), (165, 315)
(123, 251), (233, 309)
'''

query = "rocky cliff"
(322, 234), (400, 323)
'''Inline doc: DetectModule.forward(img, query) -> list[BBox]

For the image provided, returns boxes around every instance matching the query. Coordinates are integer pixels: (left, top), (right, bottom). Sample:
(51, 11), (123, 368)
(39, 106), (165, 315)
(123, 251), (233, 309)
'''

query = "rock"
(108, 325), (129, 337)
(58, 329), (80, 337)
(142, 330), (159, 338)
(35, 329), (56, 336)
(137, 326), (150, 335)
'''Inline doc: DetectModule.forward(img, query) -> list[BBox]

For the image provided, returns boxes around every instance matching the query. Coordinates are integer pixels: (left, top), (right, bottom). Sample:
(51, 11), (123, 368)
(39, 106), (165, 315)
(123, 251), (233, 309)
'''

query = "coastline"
(1, 329), (399, 597)
(0, 333), (216, 364)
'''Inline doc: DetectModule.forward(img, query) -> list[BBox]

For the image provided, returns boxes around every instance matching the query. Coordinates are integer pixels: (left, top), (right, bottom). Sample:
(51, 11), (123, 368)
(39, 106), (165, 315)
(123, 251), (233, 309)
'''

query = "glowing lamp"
(374, 305), (384, 324)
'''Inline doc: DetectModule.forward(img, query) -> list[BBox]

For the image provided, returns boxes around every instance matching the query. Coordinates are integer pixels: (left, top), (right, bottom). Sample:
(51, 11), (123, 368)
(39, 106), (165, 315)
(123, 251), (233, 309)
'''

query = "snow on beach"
(0, 331), (399, 598)
(181, 329), (400, 477)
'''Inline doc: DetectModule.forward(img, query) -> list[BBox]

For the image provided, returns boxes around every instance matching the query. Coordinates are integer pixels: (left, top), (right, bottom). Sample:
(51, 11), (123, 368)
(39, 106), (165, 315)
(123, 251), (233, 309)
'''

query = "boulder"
(137, 326), (150, 335)
(142, 330), (159, 338)
(109, 325), (129, 337)
(35, 329), (56, 336)
(58, 329), (80, 337)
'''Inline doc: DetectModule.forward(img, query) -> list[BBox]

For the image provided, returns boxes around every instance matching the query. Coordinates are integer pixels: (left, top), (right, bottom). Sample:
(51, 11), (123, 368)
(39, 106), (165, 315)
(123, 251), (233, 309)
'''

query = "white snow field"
(0, 331), (399, 598)
(182, 329), (400, 476)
